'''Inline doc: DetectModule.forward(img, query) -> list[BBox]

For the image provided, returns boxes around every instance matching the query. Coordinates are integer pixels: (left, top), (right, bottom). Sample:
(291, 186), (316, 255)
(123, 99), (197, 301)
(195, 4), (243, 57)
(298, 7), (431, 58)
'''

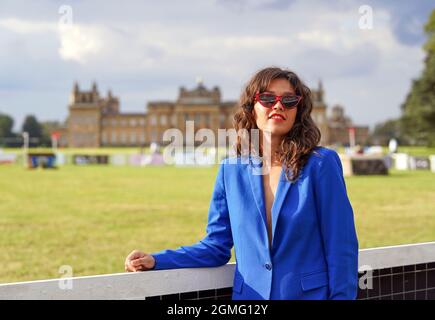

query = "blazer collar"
(271, 167), (293, 244)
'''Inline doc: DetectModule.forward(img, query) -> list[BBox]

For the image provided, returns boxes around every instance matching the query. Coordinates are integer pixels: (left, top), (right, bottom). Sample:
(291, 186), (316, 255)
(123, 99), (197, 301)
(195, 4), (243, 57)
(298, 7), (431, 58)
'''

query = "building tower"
(67, 82), (102, 147)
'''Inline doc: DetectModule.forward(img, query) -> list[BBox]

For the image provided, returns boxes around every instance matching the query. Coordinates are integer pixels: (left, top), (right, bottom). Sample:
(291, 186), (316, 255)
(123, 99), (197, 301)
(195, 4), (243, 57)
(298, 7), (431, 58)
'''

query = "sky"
(0, 0), (433, 131)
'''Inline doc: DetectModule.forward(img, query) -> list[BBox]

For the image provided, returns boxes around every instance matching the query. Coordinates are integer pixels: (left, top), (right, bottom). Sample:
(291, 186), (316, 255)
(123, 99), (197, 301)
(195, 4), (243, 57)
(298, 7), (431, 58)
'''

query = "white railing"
(0, 242), (434, 300)
(358, 241), (435, 271)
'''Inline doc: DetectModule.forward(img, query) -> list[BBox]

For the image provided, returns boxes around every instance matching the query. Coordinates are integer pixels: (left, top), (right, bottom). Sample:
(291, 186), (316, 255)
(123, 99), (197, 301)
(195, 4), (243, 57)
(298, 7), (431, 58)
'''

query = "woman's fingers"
(125, 260), (135, 272)
(131, 256), (149, 267)
(130, 255), (155, 270)
(125, 251), (155, 272)
(125, 250), (145, 272)
(126, 250), (144, 261)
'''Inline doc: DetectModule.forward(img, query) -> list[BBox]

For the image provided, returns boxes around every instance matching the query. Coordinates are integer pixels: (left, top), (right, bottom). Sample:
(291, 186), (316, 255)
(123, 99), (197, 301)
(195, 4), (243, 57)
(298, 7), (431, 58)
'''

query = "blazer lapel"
(271, 166), (294, 244)
(247, 159), (295, 248)
(247, 156), (268, 229)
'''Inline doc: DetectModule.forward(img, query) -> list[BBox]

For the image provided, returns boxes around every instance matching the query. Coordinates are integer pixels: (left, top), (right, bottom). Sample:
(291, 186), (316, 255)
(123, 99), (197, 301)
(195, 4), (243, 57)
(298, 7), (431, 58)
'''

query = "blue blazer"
(151, 146), (359, 300)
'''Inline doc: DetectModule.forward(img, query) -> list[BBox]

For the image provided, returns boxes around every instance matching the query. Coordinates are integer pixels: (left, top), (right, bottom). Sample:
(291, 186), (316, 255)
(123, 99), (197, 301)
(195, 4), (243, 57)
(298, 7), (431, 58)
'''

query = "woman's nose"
(273, 101), (284, 111)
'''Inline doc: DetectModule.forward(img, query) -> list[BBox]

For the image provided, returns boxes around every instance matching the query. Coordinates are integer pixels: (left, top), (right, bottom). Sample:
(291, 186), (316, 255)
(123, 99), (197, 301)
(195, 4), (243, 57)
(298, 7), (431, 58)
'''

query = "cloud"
(58, 24), (104, 63)
(0, 18), (56, 34)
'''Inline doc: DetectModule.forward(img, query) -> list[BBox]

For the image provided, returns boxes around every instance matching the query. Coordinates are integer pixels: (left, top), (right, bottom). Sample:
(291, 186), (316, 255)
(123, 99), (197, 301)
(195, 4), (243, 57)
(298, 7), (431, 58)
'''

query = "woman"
(125, 67), (359, 300)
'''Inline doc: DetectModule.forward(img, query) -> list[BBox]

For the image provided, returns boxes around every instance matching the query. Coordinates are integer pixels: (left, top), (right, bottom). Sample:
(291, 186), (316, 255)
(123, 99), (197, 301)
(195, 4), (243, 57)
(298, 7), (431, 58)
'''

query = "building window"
(102, 132), (108, 144)
(195, 114), (201, 125)
(160, 115), (167, 126)
(130, 119), (137, 127)
(121, 132), (127, 144)
(112, 119), (117, 126)
(139, 118), (145, 126)
(111, 132), (117, 144)
(150, 115), (157, 126)
(130, 132), (136, 144)
(204, 114), (210, 127)
(171, 114), (177, 126)
(184, 113), (189, 122)
(139, 133), (145, 144)
(220, 114), (226, 127)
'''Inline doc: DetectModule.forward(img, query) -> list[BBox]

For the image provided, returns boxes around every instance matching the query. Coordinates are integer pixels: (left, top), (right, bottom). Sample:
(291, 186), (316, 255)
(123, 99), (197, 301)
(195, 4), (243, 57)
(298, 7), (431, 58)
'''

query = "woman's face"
(252, 78), (298, 138)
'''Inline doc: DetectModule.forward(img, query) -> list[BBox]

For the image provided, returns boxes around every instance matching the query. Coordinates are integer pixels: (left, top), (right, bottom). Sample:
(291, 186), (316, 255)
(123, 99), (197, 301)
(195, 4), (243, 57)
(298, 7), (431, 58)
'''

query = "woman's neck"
(260, 131), (283, 167)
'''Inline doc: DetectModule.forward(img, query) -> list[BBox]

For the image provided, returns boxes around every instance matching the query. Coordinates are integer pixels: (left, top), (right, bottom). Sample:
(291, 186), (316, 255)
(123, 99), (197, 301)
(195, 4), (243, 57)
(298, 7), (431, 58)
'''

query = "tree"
(369, 118), (408, 146)
(0, 113), (14, 137)
(401, 10), (435, 146)
(0, 113), (15, 147)
(22, 115), (43, 146)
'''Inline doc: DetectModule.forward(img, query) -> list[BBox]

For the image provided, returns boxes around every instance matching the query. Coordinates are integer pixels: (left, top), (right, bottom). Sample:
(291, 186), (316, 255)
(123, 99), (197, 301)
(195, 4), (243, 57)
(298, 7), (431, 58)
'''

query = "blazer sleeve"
(151, 160), (234, 270)
(314, 150), (359, 300)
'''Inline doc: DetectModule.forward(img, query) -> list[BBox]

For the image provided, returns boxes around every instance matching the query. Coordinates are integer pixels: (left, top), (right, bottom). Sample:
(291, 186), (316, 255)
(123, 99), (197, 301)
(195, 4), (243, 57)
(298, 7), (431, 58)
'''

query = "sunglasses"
(254, 91), (302, 109)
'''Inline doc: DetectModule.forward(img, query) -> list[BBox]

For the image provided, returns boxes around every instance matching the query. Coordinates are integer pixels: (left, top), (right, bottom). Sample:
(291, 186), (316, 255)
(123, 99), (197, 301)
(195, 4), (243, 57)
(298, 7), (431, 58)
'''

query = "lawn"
(0, 162), (434, 284)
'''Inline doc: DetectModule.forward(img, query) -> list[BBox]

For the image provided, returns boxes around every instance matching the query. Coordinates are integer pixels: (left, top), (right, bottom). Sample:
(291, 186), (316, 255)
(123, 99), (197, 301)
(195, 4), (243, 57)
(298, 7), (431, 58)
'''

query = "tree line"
(0, 113), (59, 147)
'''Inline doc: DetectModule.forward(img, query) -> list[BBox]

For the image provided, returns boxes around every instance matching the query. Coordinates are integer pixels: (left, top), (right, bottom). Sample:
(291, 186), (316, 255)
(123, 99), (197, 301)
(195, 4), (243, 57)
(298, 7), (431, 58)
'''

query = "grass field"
(0, 162), (434, 284)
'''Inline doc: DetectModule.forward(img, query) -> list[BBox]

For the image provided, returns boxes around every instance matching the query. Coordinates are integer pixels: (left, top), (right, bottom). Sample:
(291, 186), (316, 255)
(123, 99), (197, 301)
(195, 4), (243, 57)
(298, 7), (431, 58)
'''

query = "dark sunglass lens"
(259, 94), (275, 107)
(281, 96), (299, 108)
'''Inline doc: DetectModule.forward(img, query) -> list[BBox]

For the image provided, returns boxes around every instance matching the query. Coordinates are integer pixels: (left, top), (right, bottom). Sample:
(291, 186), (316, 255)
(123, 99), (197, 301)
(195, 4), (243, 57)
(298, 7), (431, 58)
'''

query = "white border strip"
(0, 242), (434, 299)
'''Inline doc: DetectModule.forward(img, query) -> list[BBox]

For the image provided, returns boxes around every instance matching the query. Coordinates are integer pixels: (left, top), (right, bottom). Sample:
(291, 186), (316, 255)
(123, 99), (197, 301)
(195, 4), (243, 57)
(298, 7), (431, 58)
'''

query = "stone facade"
(64, 80), (362, 148)
(145, 83), (234, 147)
(328, 105), (369, 146)
(67, 82), (146, 148)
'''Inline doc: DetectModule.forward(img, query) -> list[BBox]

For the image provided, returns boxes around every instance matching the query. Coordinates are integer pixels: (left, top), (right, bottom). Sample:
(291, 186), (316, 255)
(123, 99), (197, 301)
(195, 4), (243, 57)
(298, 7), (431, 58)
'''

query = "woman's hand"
(125, 250), (156, 272)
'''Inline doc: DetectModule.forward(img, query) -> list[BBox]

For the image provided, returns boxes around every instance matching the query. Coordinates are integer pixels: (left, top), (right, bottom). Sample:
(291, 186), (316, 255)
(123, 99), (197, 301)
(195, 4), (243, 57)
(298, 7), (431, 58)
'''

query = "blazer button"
(265, 263), (272, 270)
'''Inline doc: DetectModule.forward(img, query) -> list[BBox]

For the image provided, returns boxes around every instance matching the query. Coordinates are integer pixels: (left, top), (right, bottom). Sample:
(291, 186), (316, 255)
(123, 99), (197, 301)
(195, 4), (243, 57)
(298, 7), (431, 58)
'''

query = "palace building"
(63, 80), (367, 148)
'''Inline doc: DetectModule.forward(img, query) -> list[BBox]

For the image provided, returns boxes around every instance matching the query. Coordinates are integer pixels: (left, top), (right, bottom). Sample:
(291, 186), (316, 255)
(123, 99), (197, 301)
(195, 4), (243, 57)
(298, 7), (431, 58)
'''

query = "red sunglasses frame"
(254, 91), (302, 109)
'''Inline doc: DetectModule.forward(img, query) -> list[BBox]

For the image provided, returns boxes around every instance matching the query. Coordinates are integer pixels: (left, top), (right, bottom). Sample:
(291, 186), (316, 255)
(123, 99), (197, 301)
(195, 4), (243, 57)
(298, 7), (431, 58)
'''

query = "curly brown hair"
(233, 66), (321, 182)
